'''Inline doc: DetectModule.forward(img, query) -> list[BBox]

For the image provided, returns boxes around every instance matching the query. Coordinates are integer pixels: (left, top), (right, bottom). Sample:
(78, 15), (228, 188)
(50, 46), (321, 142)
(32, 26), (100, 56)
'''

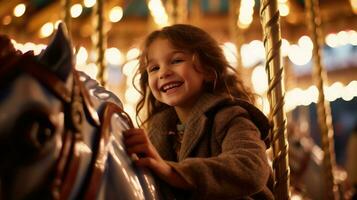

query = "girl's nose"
(159, 68), (172, 79)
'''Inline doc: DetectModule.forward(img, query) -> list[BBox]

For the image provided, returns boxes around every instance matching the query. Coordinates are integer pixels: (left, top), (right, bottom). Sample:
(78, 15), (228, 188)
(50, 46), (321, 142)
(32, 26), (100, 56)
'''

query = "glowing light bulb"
(14, 4), (26, 17)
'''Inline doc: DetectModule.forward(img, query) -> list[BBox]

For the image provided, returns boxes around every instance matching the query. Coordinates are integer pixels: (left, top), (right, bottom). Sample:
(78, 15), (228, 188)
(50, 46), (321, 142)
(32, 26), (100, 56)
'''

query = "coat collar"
(148, 93), (228, 161)
(147, 93), (271, 160)
(178, 93), (227, 160)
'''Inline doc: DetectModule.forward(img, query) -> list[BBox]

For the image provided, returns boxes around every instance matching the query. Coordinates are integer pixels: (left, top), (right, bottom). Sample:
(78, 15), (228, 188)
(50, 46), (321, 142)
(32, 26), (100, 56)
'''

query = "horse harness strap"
(69, 70), (134, 199)
(0, 51), (82, 199)
(59, 69), (133, 199)
(84, 102), (134, 199)
(0, 50), (135, 199)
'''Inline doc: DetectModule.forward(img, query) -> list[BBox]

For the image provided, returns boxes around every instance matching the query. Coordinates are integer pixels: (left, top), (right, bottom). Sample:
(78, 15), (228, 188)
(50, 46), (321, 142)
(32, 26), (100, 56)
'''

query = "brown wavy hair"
(133, 24), (255, 126)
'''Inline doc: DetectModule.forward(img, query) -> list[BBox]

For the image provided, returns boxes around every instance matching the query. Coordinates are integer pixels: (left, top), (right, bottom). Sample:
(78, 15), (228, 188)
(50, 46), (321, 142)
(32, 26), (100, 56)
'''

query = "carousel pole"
(191, 0), (202, 26)
(229, 0), (244, 70)
(167, 0), (187, 24)
(259, 0), (290, 199)
(93, 0), (107, 86)
(61, 0), (71, 33)
(305, 0), (339, 199)
(167, 0), (177, 24)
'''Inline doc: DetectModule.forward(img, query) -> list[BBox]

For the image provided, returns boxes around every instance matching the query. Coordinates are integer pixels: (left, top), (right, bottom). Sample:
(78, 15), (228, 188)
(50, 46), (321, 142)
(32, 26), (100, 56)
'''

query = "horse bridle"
(0, 50), (134, 200)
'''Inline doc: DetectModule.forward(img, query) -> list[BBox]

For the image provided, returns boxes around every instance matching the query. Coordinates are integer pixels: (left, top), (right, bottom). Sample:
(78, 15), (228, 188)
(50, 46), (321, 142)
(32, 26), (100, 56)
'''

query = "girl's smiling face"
(146, 38), (207, 113)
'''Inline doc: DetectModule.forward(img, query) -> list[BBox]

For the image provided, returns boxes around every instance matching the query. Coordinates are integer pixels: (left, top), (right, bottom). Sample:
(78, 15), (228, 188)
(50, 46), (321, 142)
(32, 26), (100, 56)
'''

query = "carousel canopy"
(0, 0), (355, 47)
(0, 0), (356, 90)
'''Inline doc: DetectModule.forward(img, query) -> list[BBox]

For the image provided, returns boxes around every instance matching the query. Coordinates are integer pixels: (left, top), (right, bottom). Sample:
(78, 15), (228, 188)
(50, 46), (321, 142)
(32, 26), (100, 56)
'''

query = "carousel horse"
(288, 122), (350, 199)
(0, 23), (161, 200)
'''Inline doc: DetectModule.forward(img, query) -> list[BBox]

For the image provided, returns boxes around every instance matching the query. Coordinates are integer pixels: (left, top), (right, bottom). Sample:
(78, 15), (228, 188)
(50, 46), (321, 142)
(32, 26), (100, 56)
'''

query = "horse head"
(0, 23), (160, 200)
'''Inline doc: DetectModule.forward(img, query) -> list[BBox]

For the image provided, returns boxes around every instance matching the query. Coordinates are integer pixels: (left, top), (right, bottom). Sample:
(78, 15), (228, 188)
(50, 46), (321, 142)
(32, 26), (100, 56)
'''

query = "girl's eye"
(148, 65), (159, 72)
(171, 59), (183, 64)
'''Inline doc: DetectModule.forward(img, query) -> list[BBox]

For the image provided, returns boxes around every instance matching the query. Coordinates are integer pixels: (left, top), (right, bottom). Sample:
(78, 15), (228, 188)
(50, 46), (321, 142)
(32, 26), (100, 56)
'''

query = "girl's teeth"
(162, 82), (182, 92)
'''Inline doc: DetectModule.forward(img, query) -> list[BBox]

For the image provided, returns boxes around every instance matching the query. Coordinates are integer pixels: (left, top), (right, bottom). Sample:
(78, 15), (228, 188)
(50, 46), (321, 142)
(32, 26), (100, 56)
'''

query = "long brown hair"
(134, 24), (255, 126)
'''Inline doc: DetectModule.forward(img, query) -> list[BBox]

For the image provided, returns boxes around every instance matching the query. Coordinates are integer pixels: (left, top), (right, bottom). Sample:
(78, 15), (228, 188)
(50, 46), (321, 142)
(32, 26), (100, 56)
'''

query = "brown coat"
(148, 93), (274, 200)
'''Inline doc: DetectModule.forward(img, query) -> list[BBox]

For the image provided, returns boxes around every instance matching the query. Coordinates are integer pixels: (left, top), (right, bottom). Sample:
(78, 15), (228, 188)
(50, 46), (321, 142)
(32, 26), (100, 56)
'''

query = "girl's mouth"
(160, 81), (184, 93)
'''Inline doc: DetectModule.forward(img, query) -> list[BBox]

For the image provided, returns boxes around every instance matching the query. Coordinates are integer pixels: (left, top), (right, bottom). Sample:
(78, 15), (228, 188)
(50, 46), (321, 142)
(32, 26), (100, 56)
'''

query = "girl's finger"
(124, 133), (147, 146)
(134, 157), (156, 168)
(123, 128), (146, 138)
(134, 157), (169, 178)
(126, 143), (150, 156)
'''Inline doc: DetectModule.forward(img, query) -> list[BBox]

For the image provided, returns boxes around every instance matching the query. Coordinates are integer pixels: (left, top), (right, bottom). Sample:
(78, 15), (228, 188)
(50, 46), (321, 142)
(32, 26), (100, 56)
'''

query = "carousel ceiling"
(0, 0), (356, 50)
(0, 0), (356, 113)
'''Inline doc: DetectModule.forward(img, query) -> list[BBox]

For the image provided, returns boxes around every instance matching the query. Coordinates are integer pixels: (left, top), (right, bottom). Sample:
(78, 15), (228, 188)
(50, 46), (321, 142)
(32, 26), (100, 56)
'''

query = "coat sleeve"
(167, 106), (271, 199)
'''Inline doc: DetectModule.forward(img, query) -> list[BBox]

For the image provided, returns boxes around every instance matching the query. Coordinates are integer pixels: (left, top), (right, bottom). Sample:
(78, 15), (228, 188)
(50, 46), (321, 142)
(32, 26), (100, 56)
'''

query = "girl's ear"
(205, 68), (218, 82)
(191, 53), (217, 83)
(203, 68), (218, 92)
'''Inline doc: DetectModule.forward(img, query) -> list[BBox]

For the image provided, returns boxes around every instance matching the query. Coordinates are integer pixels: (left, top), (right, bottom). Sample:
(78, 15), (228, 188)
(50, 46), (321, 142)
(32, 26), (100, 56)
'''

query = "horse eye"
(16, 109), (56, 152)
(26, 116), (55, 149)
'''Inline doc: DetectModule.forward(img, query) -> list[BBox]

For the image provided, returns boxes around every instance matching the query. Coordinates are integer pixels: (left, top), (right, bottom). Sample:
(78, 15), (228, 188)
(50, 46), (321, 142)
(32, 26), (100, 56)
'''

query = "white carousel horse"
(0, 23), (161, 200)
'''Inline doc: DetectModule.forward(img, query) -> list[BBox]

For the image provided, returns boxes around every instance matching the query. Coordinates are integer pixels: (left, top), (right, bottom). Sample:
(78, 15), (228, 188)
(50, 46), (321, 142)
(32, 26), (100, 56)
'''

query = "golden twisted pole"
(61, 0), (71, 33)
(259, 0), (290, 199)
(167, 0), (187, 24)
(167, 0), (178, 25)
(229, 0), (244, 70)
(93, 0), (107, 86)
(305, 0), (338, 199)
(191, 0), (201, 26)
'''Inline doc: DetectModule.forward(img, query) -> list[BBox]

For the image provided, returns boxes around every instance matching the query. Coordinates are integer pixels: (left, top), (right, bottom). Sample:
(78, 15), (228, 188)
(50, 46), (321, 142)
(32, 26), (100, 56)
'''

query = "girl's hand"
(123, 128), (191, 190)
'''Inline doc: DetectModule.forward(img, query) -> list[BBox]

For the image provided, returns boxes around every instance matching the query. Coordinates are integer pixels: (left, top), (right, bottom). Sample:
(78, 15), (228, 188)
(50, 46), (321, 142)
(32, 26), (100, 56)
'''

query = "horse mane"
(0, 35), (22, 62)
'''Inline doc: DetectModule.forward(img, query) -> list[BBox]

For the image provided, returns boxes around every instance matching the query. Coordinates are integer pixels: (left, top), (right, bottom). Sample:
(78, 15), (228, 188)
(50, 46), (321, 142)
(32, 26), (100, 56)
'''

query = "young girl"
(123, 24), (274, 199)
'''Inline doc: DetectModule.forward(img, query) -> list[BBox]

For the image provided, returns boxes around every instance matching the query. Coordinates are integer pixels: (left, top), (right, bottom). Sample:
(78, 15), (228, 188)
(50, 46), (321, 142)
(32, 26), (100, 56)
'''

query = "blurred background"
(0, 0), (357, 197)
